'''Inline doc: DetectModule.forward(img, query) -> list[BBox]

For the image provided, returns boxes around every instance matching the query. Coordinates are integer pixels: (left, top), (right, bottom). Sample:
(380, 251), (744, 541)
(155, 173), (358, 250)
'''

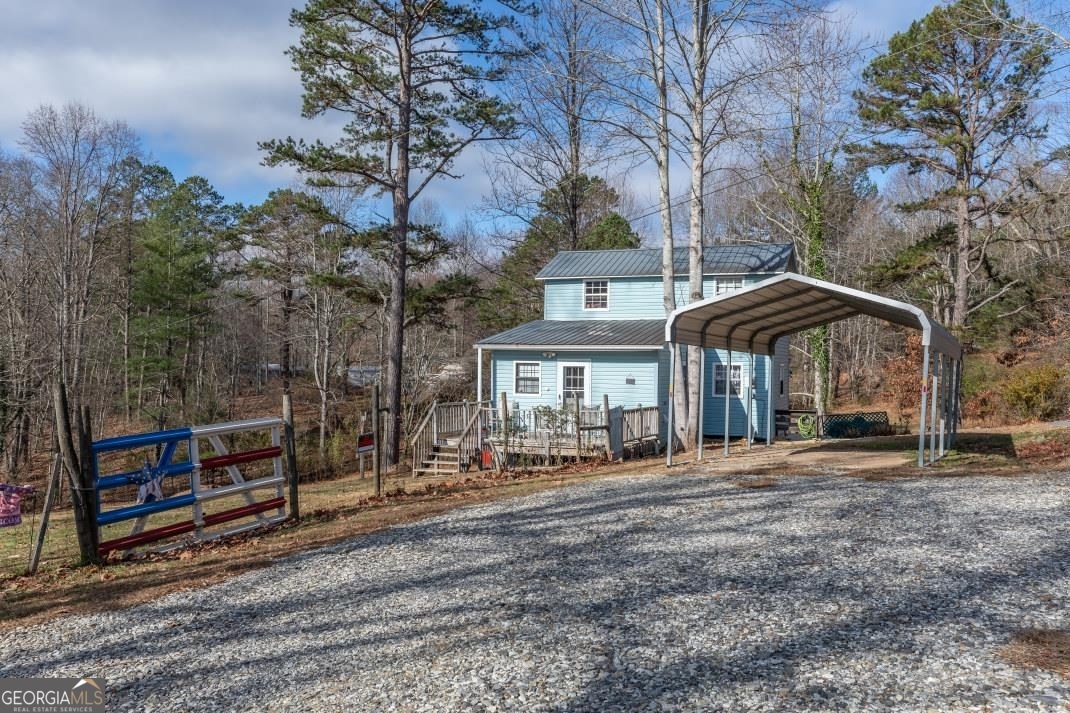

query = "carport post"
(917, 346), (930, 467)
(939, 353), (948, 458)
(954, 353), (963, 447)
(697, 345), (705, 461)
(666, 343), (676, 468)
(724, 340), (732, 458)
(747, 352), (755, 450)
(933, 366), (941, 460)
(766, 355), (775, 445)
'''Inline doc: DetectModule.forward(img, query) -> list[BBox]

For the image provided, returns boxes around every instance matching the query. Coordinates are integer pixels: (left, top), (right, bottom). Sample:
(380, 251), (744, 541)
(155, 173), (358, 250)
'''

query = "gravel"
(3, 471), (1070, 712)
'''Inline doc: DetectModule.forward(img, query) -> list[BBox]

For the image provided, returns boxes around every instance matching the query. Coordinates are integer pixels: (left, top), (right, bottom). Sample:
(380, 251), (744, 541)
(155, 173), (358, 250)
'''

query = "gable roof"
(536, 243), (795, 280)
(475, 320), (665, 350)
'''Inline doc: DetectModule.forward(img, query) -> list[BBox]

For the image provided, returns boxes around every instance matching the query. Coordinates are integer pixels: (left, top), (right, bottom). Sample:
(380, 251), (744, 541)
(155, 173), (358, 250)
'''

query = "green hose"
(797, 413), (816, 439)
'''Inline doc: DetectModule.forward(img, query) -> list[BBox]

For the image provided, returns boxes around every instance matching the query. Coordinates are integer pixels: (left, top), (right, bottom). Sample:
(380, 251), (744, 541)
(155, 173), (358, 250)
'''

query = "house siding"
(485, 245), (799, 448)
(545, 274), (783, 320)
(491, 350), (661, 410)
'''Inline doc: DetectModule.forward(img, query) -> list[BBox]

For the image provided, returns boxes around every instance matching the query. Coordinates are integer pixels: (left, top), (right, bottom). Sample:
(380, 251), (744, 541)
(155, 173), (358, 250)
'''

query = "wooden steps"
(413, 441), (463, 476)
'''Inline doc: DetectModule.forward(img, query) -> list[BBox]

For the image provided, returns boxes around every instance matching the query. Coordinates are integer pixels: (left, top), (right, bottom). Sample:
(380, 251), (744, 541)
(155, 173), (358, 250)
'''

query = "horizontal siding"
(700, 349), (772, 439)
(491, 351), (662, 410)
(545, 273), (786, 321)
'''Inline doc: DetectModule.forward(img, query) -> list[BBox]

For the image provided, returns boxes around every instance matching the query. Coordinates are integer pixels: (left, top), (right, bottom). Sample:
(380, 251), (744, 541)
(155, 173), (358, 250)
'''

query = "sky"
(0, 0), (940, 222)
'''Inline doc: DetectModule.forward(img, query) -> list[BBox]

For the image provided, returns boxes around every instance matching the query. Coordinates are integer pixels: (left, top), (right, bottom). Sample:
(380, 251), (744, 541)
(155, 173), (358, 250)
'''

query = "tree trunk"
(953, 183), (971, 328)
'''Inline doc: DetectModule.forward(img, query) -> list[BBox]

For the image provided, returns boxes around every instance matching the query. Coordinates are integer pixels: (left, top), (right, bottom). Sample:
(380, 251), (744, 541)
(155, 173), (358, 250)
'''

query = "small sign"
(0, 483), (33, 528)
(357, 433), (375, 454)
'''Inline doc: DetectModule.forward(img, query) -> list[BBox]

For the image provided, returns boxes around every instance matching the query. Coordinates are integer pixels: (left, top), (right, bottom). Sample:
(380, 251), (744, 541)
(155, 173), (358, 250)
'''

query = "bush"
(1000, 365), (1069, 422)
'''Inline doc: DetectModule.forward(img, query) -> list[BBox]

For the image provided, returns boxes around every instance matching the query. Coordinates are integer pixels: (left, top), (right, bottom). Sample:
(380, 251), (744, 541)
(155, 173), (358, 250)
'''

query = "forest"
(1, 0), (1069, 489)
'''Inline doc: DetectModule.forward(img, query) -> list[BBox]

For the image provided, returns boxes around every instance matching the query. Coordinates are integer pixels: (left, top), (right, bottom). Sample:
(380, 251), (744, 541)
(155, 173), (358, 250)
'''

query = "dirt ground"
(2, 424), (1068, 635)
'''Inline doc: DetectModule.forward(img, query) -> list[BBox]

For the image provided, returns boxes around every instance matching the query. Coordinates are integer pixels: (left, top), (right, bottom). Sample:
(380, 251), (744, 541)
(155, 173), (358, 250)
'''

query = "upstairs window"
(583, 280), (609, 310)
(716, 277), (743, 294)
(515, 362), (540, 394)
(714, 364), (742, 396)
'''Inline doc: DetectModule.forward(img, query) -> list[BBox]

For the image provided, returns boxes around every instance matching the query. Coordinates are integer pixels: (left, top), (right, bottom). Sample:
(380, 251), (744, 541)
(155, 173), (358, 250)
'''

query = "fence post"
(373, 384), (382, 497)
(282, 393), (300, 520)
(27, 455), (62, 575)
(575, 398), (582, 456)
(603, 394), (611, 460)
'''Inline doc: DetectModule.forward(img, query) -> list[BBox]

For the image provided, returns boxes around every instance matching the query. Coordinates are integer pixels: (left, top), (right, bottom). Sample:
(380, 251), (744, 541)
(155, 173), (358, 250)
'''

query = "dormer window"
(584, 280), (609, 310)
(716, 277), (743, 294)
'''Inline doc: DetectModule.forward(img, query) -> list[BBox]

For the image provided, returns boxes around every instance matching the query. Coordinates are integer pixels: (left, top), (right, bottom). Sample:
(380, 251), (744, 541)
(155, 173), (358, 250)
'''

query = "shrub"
(1000, 364), (1069, 422)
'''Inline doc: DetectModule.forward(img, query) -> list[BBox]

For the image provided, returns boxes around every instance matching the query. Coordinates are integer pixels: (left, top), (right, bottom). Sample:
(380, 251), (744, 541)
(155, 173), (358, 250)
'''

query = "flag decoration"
(0, 483), (33, 527)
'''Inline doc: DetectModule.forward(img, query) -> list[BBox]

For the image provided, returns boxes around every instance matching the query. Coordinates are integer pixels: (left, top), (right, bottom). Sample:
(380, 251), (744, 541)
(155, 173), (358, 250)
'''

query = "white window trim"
(715, 276), (743, 295)
(557, 361), (592, 406)
(582, 279), (610, 311)
(713, 364), (742, 396)
(514, 361), (541, 395)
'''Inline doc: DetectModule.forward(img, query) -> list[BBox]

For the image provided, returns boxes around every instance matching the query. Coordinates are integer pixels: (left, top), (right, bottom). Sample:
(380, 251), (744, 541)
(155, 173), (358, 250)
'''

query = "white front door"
(557, 361), (591, 406)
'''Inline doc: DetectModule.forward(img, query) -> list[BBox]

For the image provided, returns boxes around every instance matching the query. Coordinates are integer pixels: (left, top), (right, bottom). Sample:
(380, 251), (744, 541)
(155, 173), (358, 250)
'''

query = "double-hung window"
(515, 362), (540, 395)
(714, 364), (742, 396)
(583, 280), (609, 310)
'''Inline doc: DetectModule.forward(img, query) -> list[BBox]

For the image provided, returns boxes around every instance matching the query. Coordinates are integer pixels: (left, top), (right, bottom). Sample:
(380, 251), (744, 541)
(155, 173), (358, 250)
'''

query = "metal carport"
(664, 272), (963, 467)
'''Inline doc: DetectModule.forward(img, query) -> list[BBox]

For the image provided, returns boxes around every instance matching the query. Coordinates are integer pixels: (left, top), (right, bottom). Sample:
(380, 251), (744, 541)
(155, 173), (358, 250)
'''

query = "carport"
(665, 272), (963, 467)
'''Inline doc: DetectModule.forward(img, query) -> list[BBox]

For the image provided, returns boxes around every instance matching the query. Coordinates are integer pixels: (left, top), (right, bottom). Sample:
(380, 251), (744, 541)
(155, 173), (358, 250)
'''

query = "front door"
(557, 361), (590, 406)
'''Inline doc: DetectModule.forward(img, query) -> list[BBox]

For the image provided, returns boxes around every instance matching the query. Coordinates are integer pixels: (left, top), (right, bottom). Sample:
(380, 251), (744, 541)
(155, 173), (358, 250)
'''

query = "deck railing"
(412, 400), (662, 474)
(410, 401), (490, 474)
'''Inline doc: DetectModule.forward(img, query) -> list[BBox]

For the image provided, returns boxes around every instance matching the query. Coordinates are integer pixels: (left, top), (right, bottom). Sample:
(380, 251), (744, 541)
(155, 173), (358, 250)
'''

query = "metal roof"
(536, 243), (795, 280)
(666, 272), (962, 358)
(476, 319), (665, 350)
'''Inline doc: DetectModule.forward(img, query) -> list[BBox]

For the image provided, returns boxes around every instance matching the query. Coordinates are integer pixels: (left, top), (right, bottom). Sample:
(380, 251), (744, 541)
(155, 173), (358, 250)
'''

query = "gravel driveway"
(3, 472), (1070, 712)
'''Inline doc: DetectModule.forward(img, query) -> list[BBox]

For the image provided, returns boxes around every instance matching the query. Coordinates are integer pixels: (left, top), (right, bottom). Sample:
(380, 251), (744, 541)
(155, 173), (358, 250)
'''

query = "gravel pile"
(3, 471), (1070, 712)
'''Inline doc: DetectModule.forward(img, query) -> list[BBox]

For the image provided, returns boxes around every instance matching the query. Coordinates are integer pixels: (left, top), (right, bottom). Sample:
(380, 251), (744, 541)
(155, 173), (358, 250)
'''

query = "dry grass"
(1001, 629), (1070, 678)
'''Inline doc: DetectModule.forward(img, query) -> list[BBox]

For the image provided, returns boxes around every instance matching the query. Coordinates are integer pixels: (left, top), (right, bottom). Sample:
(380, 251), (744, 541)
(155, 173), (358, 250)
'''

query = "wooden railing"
(410, 401), (489, 474)
(412, 400), (662, 474)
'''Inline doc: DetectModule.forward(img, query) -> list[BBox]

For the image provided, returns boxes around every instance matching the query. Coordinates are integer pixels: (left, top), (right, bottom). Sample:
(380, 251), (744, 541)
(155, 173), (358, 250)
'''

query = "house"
(474, 243), (796, 442)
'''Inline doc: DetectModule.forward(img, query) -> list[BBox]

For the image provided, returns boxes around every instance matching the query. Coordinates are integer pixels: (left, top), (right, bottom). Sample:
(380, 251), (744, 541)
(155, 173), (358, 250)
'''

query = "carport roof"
(665, 272), (961, 358)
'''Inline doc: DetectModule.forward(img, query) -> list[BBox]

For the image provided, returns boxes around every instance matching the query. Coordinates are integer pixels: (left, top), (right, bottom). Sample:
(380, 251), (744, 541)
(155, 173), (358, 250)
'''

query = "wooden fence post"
(372, 384), (382, 498)
(282, 393), (300, 520)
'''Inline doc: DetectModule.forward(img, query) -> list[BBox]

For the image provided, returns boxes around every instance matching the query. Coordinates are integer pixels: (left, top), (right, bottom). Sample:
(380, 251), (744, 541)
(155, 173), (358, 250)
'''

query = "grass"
(1001, 629), (1070, 678)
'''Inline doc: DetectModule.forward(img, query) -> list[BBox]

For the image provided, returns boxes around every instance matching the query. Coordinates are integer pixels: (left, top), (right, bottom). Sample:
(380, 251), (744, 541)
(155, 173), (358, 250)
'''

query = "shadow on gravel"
(6, 474), (1067, 711)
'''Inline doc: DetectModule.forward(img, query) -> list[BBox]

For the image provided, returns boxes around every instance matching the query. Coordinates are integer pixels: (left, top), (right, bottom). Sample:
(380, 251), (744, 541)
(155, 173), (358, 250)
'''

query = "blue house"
(474, 243), (796, 441)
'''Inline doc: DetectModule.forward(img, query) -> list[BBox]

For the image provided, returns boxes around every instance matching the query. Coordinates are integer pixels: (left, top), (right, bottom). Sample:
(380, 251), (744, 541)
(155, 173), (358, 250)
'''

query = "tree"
(262, 0), (522, 467)
(132, 174), (237, 428)
(486, 0), (625, 248)
(20, 102), (139, 564)
(854, 0), (1052, 330)
(480, 176), (640, 332)
(747, 8), (863, 417)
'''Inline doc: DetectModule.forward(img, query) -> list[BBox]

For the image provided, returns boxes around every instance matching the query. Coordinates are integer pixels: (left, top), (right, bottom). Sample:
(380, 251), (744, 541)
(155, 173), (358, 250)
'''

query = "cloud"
(0, 0), (338, 204)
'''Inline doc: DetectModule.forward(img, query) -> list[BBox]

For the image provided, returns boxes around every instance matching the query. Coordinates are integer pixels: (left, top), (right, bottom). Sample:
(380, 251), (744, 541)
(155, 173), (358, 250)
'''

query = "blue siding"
(545, 273), (783, 321)
(490, 351), (661, 409)
(700, 349), (772, 439)
(491, 351), (556, 407)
